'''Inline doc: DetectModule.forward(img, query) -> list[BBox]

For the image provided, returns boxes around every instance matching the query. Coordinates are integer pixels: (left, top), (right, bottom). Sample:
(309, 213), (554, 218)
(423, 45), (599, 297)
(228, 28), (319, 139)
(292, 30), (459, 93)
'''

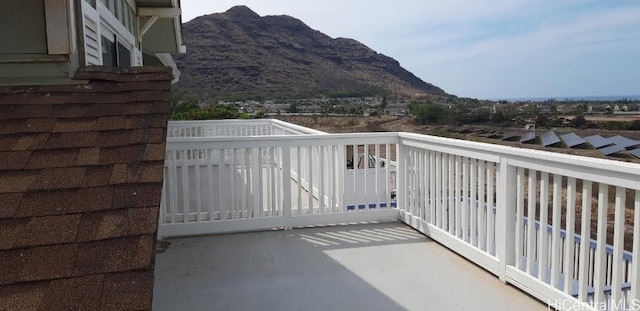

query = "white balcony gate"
(159, 119), (640, 311)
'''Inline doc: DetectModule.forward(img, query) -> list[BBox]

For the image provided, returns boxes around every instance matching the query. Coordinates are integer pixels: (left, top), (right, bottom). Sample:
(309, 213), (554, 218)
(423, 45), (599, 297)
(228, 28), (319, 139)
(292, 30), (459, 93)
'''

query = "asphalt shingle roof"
(0, 66), (171, 311)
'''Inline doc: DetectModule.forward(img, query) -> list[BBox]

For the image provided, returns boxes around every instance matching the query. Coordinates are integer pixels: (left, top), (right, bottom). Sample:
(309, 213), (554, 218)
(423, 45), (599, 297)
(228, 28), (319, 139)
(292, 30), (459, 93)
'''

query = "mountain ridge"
(175, 5), (449, 100)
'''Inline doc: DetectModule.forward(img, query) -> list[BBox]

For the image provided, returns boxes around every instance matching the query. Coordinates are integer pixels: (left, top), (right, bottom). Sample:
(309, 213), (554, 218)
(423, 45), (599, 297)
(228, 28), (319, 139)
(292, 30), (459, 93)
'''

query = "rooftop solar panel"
(561, 133), (587, 148)
(608, 135), (640, 149)
(584, 135), (613, 149)
(502, 132), (518, 140)
(541, 131), (562, 147)
(520, 131), (536, 143)
(630, 148), (640, 159)
(598, 144), (626, 156)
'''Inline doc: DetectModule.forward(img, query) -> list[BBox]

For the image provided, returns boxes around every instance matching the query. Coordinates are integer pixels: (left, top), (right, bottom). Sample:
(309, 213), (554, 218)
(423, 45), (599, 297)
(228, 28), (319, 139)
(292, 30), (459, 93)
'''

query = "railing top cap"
(167, 119), (328, 136)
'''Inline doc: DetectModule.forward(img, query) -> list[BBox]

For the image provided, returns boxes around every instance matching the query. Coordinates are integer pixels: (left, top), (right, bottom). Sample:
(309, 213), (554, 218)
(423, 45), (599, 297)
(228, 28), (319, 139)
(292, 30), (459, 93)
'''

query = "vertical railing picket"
(252, 148), (261, 218)
(442, 153), (449, 231)
(180, 149), (189, 223)
(429, 151), (436, 224)
(437, 152), (444, 229)
(538, 172), (549, 283)
(526, 169), (537, 275)
(455, 156), (462, 239)
(487, 162), (495, 255)
(168, 150), (178, 224)
(330, 145), (337, 213)
(384, 144), (390, 211)
(462, 156), (469, 241)
(352, 144), (357, 209)
(448, 154), (455, 234)
(282, 145), (292, 229)
(611, 187), (627, 305)
(320, 146), (326, 213)
(375, 144), (381, 210)
(578, 180), (592, 301)
(206, 150), (215, 221)
(630, 190), (640, 303)
(420, 149), (430, 222)
(194, 151), (202, 222)
(267, 148), (274, 216)
(296, 146), (302, 215)
(338, 145), (345, 212)
(515, 167), (524, 270)
(242, 148), (250, 218)
(478, 160), (486, 251)
(564, 177), (576, 295)
(275, 148), (282, 217)
(551, 174), (562, 289)
(218, 149), (225, 220)
(470, 158), (477, 246)
(308, 146), (314, 214)
(410, 147), (416, 216)
(257, 148), (264, 218)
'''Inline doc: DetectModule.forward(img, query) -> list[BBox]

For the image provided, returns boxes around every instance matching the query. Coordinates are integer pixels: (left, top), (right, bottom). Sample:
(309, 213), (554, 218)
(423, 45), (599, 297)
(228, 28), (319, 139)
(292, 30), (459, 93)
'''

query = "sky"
(181, 1), (640, 100)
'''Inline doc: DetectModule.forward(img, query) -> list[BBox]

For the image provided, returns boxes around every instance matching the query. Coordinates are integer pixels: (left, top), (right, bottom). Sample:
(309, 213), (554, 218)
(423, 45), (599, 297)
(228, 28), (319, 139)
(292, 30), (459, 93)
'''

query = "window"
(101, 35), (117, 66)
(101, 34), (131, 67)
(116, 42), (131, 67)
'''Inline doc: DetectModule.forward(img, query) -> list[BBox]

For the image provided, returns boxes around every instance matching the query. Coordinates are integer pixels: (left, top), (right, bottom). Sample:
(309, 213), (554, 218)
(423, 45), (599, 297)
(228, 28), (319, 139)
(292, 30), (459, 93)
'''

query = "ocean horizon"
(489, 95), (640, 102)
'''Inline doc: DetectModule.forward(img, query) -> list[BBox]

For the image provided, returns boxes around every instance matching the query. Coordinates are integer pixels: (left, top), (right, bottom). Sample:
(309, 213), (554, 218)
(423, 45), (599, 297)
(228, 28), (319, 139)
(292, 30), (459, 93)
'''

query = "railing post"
(282, 145), (292, 230)
(397, 139), (407, 214)
(496, 157), (516, 283)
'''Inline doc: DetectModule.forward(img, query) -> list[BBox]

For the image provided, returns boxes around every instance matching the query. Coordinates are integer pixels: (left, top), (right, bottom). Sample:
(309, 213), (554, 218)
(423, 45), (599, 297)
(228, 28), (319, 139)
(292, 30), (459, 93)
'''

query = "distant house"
(0, 0), (184, 85)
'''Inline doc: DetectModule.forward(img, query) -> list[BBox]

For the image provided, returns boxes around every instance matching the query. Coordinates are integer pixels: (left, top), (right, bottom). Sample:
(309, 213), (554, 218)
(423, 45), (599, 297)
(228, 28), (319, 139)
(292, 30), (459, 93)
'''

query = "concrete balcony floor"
(153, 222), (548, 311)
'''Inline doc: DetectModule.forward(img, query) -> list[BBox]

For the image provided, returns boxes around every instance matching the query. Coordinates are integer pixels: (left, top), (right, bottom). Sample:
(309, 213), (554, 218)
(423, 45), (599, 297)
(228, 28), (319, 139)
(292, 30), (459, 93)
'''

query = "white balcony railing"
(166, 119), (326, 138)
(159, 119), (640, 311)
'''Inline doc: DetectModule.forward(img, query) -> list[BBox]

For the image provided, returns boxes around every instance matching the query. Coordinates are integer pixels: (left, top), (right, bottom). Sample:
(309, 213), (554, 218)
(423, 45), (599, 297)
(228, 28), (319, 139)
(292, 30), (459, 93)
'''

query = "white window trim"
(44, 0), (71, 54)
(96, 1), (135, 66)
(96, 1), (135, 48)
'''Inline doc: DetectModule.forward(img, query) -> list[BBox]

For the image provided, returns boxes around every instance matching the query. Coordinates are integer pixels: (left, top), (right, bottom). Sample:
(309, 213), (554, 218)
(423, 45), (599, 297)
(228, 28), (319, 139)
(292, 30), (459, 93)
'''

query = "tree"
(572, 115), (587, 128)
(169, 89), (199, 119)
(409, 103), (447, 125)
(535, 114), (549, 128)
(287, 103), (298, 113)
(491, 112), (508, 125)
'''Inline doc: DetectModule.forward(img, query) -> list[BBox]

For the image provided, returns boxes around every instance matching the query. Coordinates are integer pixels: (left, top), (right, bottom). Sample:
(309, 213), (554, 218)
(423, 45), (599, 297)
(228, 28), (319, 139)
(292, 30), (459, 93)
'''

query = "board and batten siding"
(0, 0), (48, 54)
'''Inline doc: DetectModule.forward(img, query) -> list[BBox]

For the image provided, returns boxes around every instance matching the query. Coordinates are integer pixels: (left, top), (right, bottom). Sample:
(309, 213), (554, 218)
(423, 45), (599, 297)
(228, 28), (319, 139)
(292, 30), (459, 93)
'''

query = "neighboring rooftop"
(0, 67), (171, 310)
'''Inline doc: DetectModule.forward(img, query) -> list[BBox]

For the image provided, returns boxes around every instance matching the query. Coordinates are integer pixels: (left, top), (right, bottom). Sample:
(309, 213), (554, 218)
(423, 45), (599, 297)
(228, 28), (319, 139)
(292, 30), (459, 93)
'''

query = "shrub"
(172, 105), (239, 120)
